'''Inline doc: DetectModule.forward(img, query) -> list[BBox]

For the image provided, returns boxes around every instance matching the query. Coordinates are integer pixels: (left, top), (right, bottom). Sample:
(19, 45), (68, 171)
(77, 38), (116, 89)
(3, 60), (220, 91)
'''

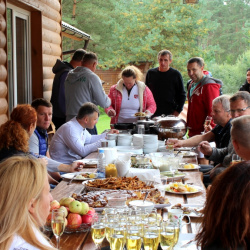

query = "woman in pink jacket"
(105, 66), (156, 126)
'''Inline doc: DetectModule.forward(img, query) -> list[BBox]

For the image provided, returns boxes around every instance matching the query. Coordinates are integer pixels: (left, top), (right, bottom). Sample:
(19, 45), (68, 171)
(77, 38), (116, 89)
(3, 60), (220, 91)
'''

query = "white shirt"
(49, 117), (106, 164)
(9, 226), (53, 250)
(118, 85), (140, 123)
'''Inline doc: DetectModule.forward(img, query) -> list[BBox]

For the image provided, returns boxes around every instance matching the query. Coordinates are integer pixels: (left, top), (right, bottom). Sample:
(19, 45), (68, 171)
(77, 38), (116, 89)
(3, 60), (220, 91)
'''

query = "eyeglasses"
(228, 106), (250, 114)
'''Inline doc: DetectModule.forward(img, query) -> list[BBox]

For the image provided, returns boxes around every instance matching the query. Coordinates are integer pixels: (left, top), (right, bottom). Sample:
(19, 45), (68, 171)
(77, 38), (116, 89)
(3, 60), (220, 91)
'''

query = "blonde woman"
(0, 156), (56, 250)
(105, 65), (156, 125)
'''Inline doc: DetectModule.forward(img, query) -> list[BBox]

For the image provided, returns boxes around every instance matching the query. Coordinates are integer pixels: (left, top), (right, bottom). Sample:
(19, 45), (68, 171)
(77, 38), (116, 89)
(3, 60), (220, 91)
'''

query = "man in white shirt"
(50, 102), (118, 164)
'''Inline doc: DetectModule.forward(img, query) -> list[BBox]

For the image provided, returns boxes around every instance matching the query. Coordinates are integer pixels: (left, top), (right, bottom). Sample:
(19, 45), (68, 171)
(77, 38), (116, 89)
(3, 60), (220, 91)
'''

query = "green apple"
(58, 206), (68, 217)
(69, 200), (82, 214)
(62, 197), (75, 207)
(79, 202), (89, 215)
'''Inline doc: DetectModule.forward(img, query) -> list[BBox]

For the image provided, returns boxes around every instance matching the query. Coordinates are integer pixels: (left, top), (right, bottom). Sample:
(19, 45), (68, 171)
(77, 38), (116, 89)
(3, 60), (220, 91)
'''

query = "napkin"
(126, 168), (161, 184)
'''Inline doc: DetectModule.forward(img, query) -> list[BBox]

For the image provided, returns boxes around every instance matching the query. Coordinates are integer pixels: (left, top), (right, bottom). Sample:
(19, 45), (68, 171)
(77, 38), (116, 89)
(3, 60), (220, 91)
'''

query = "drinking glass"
(160, 221), (175, 250)
(166, 138), (178, 150)
(91, 214), (106, 250)
(203, 116), (212, 132)
(231, 154), (241, 165)
(143, 224), (160, 250)
(51, 209), (66, 249)
(126, 224), (142, 250)
(110, 224), (127, 250)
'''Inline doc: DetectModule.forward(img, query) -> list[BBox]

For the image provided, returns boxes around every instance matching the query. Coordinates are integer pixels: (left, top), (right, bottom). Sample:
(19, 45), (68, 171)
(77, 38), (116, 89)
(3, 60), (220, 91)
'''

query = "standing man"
(65, 51), (111, 134)
(186, 57), (222, 137)
(145, 49), (186, 117)
(50, 49), (86, 129)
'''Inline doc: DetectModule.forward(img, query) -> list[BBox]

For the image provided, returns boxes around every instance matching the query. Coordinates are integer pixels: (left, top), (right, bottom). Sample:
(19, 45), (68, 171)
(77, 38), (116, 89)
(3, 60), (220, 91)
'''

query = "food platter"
(133, 112), (146, 117)
(161, 171), (186, 181)
(178, 163), (200, 171)
(165, 183), (203, 195)
(61, 172), (97, 181)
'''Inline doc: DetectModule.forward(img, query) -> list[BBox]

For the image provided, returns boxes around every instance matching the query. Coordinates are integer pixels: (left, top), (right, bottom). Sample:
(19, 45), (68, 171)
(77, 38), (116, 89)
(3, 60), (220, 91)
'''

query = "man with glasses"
(198, 91), (250, 179)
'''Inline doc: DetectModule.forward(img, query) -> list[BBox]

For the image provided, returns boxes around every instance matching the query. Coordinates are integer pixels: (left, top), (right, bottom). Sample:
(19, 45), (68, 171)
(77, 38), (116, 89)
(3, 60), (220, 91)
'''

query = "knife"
(180, 239), (195, 248)
(67, 173), (78, 185)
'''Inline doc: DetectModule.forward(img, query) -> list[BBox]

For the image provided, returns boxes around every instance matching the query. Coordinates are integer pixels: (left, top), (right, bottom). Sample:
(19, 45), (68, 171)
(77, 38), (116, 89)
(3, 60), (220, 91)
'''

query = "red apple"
(65, 218), (68, 227)
(50, 200), (60, 211)
(67, 213), (82, 229)
(87, 207), (95, 215)
(81, 213), (93, 224)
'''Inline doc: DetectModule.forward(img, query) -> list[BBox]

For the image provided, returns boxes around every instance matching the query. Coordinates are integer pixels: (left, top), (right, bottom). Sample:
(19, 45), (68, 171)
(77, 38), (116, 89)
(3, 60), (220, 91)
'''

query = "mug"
(167, 208), (190, 227)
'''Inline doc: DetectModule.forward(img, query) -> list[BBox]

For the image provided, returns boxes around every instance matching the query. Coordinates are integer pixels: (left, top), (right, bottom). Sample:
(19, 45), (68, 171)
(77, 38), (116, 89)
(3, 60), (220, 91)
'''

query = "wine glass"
(143, 223), (160, 250)
(203, 116), (212, 133)
(51, 209), (66, 249)
(110, 223), (127, 250)
(160, 221), (175, 250)
(231, 154), (241, 165)
(126, 224), (142, 250)
(91, 214), (106, 250)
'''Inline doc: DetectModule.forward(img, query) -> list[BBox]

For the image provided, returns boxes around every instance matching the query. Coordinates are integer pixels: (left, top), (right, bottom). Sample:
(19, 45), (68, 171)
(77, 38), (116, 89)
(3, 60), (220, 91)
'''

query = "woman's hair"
(119, 65), (143, 81)
(0, 156), (56, 250)
(0, 104), (37, 152)
(196, 161), (250, 249)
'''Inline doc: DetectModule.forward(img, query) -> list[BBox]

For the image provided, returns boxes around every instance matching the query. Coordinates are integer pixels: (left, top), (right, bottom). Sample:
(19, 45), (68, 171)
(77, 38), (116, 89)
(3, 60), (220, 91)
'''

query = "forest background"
(62, 0), (249, 132)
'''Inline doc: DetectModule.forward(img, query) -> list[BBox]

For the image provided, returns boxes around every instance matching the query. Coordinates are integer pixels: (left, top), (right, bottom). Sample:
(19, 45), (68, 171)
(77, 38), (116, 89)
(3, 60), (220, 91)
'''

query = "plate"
(170, 204), (204, 217)
(74, 159), (98, 165)
(154, 203), (171, 209)
(165, 183), (202, 194)
(161, 171), (186, 180)
(61, 172), (97, 181)
(178, 164), (200, 171)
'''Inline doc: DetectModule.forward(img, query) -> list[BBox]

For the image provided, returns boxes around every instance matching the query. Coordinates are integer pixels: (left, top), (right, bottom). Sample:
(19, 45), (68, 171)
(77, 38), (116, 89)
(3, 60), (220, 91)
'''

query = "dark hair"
(196, 161), (250, 249)
(187, 57), (204, 68)
(230, 91), (250, 106)
(77, 102), (99, 119)
(82, 52), (98, 64)
(157, 50), (172, 60)
(72, 49), (86, 61)
(31, 98), (52, 110)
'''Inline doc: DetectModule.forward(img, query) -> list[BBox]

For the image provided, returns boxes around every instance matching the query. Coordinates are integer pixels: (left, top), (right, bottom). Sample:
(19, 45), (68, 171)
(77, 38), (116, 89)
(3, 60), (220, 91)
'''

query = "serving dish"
(61, 172), (97, 181)
(178, 163), (200, 171)
(165, 182), (202, 194)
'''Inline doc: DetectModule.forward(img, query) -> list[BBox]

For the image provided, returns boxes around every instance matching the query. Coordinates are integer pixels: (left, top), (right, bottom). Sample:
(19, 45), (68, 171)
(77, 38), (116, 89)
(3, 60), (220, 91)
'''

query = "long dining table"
(45, 152), (206, 250)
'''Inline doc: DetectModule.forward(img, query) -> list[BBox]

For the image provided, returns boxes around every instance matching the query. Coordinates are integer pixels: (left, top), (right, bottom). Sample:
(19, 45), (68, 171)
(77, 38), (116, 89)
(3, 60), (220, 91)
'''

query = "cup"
(167, 209), (190, 227)
(137, 124), (145, 134)
(166, 138), (178, 150)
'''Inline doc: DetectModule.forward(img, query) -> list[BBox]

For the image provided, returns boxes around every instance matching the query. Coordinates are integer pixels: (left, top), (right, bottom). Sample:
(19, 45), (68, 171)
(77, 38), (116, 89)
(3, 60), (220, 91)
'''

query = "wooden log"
(0, 97), (7, 114)
(0, 48), (6, 65)
(43, 66), (54, 80)
(0, 0), (5, 15)
(42, 16), (61, 34)
(0, 31), (6, 48)
(42, 41), (61, 56)
(43, 90), (52, 101)
(43, 54), (60, 67)
(43, 78), (53, 92)
(39, 0), (61, 12)
(42, 28), (61, 45)
(0, 114), (8, 126)
(0, 14), (6, 32)
(0, 65), (7, 81)
(0, 81), (7, 98)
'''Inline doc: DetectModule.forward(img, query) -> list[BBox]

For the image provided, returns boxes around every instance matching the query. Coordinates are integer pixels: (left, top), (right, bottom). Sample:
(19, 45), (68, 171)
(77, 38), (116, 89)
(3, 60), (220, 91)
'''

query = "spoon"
(143, 191), (149, 203)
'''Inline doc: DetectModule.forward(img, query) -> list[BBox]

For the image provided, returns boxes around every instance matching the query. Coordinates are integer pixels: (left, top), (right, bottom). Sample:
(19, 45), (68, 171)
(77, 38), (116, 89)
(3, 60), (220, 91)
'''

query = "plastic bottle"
(97, 149), (106, 178)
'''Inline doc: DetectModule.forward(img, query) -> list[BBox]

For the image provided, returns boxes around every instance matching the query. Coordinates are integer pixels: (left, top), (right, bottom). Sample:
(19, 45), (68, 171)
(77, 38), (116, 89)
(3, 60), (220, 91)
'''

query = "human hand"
(107, 109), (116, 117)
(70, 162), (85, 172)
(197, 141), (213, 156)
(172, 111), (179, 117)
(166, 138), (182, 148)
(109, 129), (119, 134)
(38, 157), (48, 166)
(145, 110), (152, 117)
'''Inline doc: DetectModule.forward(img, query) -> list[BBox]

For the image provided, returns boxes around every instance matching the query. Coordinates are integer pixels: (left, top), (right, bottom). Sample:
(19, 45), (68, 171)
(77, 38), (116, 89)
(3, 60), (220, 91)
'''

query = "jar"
(105, 164), (118, 177)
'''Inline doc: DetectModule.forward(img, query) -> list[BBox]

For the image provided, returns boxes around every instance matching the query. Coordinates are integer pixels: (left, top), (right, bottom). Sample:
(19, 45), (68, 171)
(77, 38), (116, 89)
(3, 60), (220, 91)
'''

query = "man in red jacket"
(187, 57), (222, 138)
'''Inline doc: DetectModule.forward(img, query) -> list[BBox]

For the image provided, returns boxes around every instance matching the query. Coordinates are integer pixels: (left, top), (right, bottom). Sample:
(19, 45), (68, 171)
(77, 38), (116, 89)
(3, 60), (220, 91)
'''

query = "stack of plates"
(132, 134), (143, 147)
(117, 134), (132, 146)
(143, 135), (158, 154)
(116, 146), (143, 154)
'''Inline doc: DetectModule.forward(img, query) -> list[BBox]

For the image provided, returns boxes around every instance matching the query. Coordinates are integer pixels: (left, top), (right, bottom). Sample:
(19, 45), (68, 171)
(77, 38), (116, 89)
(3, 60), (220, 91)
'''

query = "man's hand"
(58, 162), (85, 173)
(198, 141), (213, 156)
(107, 109), (116, 117)
(166, 138), (183, 148)
(109, 129), (119, 134)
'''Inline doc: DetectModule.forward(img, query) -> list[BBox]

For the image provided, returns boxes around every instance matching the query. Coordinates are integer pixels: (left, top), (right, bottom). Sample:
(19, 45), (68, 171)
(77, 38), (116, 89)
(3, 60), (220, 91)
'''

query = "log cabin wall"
(0, 0), (62, 125)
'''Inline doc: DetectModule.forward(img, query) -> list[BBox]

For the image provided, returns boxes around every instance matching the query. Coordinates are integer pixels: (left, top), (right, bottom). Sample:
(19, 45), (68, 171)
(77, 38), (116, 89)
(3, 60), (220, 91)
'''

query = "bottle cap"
(99, 149), (104, 153)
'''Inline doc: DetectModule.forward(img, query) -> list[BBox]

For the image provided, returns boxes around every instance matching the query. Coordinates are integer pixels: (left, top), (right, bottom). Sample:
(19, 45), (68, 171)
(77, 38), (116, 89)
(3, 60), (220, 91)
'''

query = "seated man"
(198, 91), (250, 180)
(29, 98), (82, 185)
(50, 102), (118, 164)
(168, 95), (232, 172)
(231, 115), (250, 161)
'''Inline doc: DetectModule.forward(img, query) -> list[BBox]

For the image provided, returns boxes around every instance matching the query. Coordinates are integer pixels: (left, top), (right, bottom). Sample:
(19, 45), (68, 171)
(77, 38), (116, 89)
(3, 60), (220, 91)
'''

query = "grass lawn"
(97, 113), (111, 133)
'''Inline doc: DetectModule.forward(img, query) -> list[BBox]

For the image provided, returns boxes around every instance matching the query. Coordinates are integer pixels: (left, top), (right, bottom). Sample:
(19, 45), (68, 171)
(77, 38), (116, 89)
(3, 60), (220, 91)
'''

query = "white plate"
(154, 203), (171, 209)
(171, 204), (204, 217)
(161, 171), (186, 180)
(74, 159), (98, 165)
(178, 164), (200, 171)
(61, 172), (97, 181)
(165, 184), (203, 195)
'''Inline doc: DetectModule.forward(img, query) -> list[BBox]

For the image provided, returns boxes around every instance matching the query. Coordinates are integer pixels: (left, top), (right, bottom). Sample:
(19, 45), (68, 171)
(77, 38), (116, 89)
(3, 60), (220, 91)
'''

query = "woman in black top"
(239, 68), (250, 92)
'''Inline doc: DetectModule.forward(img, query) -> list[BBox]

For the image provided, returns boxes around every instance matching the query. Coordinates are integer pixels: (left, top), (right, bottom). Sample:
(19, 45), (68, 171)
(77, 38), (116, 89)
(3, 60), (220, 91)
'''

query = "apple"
(46, 212), (52, 226)
(87, 207), (95, 215)
(69, 200), (82, 214)
(59, 197), (67, 206)
(50, 200), (60, 211)
(67, 213), (82, 229)
(58, 206), (68, 217)
(79, 202), (89, 215)
(65, 218), (68, 227)
(62, 197), (75, 207)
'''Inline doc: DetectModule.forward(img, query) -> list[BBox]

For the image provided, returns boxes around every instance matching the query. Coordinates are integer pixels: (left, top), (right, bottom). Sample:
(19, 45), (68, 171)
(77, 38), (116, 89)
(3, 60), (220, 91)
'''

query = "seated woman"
(196, 161), (250, 249)
(105, 65), (156, 125)
(0, 104), (83, 176)
(0, 156), (56, 249)
(239, 68), (250, 93)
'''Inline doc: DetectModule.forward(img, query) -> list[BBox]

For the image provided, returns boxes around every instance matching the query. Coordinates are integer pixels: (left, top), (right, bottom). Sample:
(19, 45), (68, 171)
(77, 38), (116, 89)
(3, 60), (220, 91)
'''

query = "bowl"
(129, 200), (154, 211)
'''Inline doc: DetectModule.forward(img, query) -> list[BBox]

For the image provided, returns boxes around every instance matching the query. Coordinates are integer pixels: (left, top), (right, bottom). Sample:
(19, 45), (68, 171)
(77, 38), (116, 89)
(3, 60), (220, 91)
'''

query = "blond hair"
(119, 65), (143, 81)
(0, 156), (56, 250)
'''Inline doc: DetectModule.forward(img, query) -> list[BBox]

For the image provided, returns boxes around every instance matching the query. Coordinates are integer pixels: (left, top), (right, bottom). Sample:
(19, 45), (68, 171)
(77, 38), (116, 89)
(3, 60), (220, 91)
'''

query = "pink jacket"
(105, 79), (156, 125)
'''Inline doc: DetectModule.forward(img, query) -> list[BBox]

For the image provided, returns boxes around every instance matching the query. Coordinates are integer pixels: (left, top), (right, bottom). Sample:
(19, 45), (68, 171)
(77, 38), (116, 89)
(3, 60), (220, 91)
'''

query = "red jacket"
(187, 76), (222, 137)
(105, 80), (156, 125)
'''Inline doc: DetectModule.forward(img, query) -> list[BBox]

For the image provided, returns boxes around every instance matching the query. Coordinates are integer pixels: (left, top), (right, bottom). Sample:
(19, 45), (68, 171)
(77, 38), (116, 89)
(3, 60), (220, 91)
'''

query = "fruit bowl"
(45, 222), (91, 234)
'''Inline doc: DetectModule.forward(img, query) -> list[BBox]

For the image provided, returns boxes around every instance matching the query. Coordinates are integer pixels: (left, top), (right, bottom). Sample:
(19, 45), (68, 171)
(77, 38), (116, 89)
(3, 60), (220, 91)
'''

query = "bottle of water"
(97, 149), (106, 178)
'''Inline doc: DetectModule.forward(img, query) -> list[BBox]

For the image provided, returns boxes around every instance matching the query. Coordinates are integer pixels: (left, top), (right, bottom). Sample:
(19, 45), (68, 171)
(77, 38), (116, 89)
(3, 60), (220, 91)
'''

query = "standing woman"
(0, 156), (56, 249)
(196, 161), (250, 249)
(105, 65), (156, 125)
(239, 68), (250, 93)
